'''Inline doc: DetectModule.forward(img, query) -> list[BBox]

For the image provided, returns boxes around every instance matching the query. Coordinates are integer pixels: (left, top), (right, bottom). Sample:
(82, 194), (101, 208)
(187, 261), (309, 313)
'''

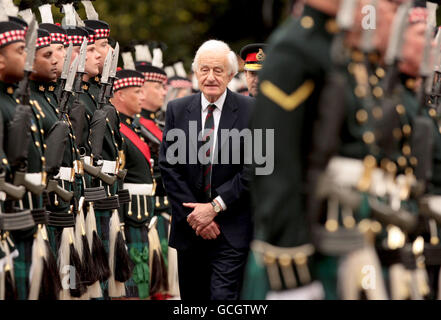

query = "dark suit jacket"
(159, 89), (254, 251)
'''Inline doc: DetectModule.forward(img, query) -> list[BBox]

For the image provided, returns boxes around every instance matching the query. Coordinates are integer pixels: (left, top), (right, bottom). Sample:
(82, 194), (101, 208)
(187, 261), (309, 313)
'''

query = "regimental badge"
(150, 113), (155, 119)
(95, 76), (100, 82)
(6, 87), (13, 95)
(48, 86), (55, 92)
(82, 84), (88, 91)
(256, 48), (266, 62)
(39, 85), (45, 92)
(126, 118), (131, 125)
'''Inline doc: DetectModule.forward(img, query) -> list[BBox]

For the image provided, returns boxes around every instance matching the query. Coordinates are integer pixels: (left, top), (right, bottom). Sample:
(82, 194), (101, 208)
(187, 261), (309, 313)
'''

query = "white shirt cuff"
(214, 196), (227, 211)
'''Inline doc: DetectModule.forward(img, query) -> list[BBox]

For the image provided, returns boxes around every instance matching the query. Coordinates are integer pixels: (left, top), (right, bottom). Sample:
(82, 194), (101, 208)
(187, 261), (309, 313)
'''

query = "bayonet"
(23, 18), (37, 73)
(100, 49), (112, 85)
(56, 43), (73, 101)
(17, 19), (37, 105)
(64, 56), (80, 94)
(58, 56), (79, 120)
(104, 43), (119, 100)
(60, 43), (73, 80)
(109, 43), (119, 79)
(98, 49), (112, 105)
(73, 38), (88, 93)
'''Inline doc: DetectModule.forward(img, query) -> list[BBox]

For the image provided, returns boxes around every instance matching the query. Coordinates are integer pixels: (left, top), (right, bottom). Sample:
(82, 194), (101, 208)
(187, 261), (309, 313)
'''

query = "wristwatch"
(211, 200), (222, 213)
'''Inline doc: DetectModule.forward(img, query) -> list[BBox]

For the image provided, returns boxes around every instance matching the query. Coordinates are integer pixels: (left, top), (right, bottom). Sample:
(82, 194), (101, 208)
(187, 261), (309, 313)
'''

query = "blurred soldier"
(0, 19), (49, 300)
(239, 43), (267, 97)
(242, 0), (341, 300)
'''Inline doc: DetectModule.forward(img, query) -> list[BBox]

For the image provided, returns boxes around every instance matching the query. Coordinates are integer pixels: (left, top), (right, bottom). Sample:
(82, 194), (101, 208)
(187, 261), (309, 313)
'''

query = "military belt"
(25, 173), (44, 185)
(100, 160), (117, 174)
(47, 211), (75, 228)
(0, 211), (35, 231)
(312, 226), (366, 256)
(94, 195), (120, 210)
(55, 167), (75, 182)
(31, 208), (49, 225)
(123, 183), (154, 196)
(84, 186), (108, 202)
(117, 189), (131, 204)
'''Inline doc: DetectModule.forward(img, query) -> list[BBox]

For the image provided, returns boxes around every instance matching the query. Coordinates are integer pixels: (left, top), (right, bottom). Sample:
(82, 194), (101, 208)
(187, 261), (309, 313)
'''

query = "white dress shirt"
(201, 90), (227, 211)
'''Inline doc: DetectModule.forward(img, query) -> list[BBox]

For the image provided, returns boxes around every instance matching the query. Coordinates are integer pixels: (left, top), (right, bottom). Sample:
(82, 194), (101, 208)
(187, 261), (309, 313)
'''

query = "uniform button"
(43, 144), (47, 149)
(372, 86), (383, 98)
(369, 75), (378, 86)
(41, 156), (46, 163)
(36, 114), (40, 119)
(362, 131), (375, 144)
(402, 124), (411, 136)
(429, 108), (437, 117)
(410, 157), (418, 166)
(40, 129), (44, 135)
(376, 68), (385, 78)
(397, 156), (407, 167)
(354, 85), (366, 98)
(395, 104), (405, 115)
(35, 141), (40, 147)
(356, 109), (368, 123)
(300, 16), (314, 29)
(2, 158), (8, 165)
(31, 125), (37, 132)
(402, 144), (411, 155)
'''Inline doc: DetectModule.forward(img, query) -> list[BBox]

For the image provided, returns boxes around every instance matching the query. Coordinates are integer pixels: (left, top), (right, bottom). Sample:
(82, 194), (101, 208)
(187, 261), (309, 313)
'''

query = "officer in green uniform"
(239, 43), (267, 97)
(29, 28), (80, 257)
(111, 69), (162, 299)
(134, 54), (171, 263)
(242, 0), (341, 300)
(0, 20), (47, 300)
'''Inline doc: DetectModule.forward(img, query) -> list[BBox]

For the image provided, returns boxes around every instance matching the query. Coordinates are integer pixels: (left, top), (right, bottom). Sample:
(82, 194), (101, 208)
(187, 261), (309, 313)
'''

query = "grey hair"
(192, 40), (238, 76)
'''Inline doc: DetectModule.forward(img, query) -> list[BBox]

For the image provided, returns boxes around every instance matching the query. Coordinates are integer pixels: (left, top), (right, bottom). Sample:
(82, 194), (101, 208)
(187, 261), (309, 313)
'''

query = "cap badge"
(256, 49), (266, 62)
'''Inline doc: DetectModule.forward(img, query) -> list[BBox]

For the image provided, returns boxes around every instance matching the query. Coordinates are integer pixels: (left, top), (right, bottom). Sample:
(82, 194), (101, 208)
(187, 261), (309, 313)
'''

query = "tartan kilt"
(94, 209), (111, 253)
(10, 226), (37, 300)
(155, 214), (169, 267)
(123, 224), (149, 298)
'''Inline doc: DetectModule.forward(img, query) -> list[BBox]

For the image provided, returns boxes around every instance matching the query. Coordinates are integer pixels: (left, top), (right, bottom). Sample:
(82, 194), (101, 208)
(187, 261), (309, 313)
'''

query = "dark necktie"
(202, 104), (216, 199)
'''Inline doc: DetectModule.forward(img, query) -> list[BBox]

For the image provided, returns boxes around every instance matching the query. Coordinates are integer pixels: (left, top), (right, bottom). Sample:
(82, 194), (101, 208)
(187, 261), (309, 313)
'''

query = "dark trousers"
(177, 233), (248, 300)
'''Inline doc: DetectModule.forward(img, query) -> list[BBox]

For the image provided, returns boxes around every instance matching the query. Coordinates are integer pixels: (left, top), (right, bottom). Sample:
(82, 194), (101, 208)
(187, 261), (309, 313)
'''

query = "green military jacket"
(78, 81), (119, 161)
(0, 81), (45, 174)
(29, 80), (78, 168)
(119, 113), (153, 184)
(251, 5), (338, 247)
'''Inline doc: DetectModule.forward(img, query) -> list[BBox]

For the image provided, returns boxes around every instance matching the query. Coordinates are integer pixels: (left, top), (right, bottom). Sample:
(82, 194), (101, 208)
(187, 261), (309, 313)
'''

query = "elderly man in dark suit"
(159, 40), (254, 300)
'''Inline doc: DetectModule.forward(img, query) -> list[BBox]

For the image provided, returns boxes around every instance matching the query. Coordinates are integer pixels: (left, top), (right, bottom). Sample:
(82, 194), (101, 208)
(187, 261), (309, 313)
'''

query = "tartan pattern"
(0, 29), (25, 47)
(94, 209), (111, 253)
(113, 76), (145, 91)
(93, 28), (110, 39)
(67, 35), (86, 46)
(169, 79), (192, 89)
(11, 230), (35, 300)
(49, 32), (67, 44)
(143, 72), (167, 84)
(124, 225), (149, 298)
(88, 33), (96, 44)
(36, 36), (51, 49)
